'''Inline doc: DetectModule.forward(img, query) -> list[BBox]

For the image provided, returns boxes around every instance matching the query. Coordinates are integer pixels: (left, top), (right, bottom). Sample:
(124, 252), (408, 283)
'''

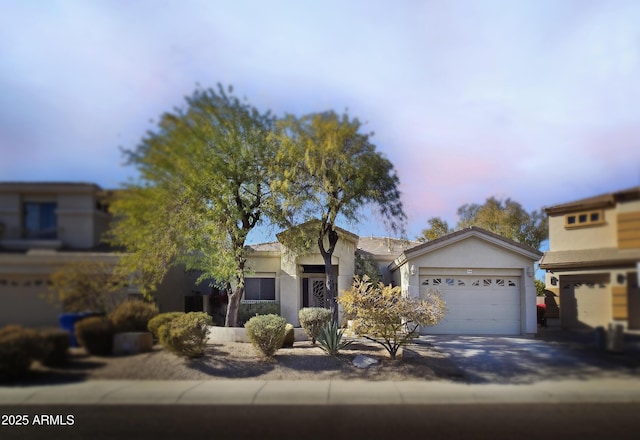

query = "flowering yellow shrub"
(339, 276), (446, 359)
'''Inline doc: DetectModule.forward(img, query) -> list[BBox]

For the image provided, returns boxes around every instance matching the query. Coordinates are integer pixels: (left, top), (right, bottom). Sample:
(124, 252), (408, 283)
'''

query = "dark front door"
(302, 277), (327, 308)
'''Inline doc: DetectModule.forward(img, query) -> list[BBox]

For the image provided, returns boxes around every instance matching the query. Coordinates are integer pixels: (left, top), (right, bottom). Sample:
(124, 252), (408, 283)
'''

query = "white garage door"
(419, 275), (521, 335)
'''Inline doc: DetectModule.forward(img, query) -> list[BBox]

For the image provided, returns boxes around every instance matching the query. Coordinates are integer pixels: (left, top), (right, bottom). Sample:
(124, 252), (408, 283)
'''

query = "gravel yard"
(20, 339), (467, 384)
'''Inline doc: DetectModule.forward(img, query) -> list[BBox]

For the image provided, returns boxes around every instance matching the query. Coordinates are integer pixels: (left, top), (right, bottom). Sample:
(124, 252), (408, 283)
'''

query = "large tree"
(419, 197), (548, 249)
(274, 111), (406, 323)
(108, 85), (280, 327)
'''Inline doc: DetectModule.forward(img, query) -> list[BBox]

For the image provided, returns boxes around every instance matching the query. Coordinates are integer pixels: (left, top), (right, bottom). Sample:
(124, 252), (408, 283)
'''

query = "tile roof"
(545, 186), (640, 215)
(539, 247), (640, 270)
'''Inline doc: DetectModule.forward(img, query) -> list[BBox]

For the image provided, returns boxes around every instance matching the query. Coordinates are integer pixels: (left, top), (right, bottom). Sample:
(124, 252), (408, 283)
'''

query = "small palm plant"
(317, 321), (352, 356)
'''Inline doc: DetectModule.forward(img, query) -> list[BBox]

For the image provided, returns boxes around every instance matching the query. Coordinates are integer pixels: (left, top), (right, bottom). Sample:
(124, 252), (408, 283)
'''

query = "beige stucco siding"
(548, 209), (617, 251)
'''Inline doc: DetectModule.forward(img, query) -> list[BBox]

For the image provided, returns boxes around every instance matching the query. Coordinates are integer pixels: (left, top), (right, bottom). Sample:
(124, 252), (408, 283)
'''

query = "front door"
(303, 277), (328, 308)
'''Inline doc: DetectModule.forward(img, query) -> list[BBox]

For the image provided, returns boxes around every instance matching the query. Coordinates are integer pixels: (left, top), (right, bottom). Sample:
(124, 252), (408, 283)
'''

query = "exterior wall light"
(526, 266), (534, 277)
(410, 265), (416, 276)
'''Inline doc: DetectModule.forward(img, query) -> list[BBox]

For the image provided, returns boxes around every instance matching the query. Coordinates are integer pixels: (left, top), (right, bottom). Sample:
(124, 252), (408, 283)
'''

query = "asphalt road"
(2, 404), (640, 440)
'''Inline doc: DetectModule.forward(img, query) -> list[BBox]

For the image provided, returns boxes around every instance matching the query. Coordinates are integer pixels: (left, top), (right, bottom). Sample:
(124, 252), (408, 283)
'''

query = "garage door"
(419, 275), (521, 335)
(0, 277), (61, 327)
(560, 274), (610, 329)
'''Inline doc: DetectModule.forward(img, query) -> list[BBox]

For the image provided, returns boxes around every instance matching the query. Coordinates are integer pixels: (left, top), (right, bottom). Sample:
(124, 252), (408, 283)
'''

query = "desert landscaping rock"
(353, 355), (379, 369)
(18, 339), (455, 383)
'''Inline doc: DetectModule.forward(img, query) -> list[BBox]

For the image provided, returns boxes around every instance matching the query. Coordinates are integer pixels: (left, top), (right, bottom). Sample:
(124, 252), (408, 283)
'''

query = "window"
(23, 202), (57, 239)
(564, 209), (604, 228)
(244, 278), (276, 301)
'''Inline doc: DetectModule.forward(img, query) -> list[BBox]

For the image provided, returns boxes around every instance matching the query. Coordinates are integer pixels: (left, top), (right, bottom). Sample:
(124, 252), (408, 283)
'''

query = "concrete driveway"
(417, 332), (640, 384)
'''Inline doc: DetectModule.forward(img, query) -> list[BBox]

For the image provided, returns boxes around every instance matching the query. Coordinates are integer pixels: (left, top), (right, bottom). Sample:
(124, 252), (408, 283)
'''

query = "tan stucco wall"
(548, 208), (617, 251)
(547, 198), (640, 252)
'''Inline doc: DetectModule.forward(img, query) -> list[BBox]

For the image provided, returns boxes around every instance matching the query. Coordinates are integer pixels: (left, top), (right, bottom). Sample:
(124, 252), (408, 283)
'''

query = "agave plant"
(317, 321), (352, 356)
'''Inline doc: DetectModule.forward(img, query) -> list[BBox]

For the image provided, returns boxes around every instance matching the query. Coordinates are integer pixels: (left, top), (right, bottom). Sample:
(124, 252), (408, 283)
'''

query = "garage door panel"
(420, 275), (521, 335)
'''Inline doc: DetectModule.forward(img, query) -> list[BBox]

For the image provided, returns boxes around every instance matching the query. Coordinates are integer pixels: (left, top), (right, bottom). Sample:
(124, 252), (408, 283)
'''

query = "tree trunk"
(319, 228), (340, 325)
(225, 283), (244, 327)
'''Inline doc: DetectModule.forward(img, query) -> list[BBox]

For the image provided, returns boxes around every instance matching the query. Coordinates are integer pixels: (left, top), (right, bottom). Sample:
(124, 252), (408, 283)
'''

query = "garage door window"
(421, 277), (519, 288)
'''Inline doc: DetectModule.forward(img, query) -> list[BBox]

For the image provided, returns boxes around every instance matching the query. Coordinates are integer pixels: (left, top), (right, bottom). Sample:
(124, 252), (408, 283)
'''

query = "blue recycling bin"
(59, 312), (103, 347)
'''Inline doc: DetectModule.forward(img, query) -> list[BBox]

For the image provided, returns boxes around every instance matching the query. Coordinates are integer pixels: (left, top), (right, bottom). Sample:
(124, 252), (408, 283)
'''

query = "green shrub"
(148, 312), (184, 338)
(36, 328), (71, 366)
(0, 325), (39, 380)
(245, 314), (287, 358)
(281, 323), (295, 348)
(109, 300), (159, 333)
(317, 321), (351, 356)
(158, 312), (212, 358)
(75, 316), (114, 356)
(238, 302), (281, 326)
(298, 307), (332, 344)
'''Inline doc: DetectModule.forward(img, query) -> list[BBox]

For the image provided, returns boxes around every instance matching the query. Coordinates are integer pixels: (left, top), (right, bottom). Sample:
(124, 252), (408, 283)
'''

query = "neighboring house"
(539, 187), (640, 330)
(1, 181), (541, 335)
(0, 182), (200, 327)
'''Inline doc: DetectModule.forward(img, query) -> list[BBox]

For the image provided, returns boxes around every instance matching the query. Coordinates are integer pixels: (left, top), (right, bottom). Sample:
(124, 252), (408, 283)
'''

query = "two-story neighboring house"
(0, 182), (119, 327)
(0, 182), (203, 327)
(539, 187), (640, 330)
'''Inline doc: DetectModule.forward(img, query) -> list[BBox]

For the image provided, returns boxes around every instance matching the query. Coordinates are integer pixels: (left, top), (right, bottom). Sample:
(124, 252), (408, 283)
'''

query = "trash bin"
(59, 312), (104, 347)
(594, 326), (606, 351)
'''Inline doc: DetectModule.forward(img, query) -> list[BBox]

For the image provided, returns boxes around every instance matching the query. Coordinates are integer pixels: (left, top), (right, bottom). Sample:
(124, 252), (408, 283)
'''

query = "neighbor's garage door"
(419, 275), (521, 335)
(0, 277), (60, 327)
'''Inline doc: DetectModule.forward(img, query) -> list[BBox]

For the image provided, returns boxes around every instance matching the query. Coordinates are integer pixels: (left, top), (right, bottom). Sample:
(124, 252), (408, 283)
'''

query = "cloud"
(1, 0), (639, 239)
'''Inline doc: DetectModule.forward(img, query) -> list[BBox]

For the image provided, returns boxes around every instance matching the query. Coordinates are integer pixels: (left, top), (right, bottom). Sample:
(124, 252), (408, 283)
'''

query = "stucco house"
(0, 182), (202, 327)
(1, 181), (541, 335)
(539, 187), (640, 330)
(243, 224), (541, 335)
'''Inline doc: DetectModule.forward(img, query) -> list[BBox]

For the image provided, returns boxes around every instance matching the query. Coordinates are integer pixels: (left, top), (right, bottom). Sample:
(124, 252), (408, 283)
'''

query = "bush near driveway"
(245, 314), (287, 358)
(339, 275), (446, 359)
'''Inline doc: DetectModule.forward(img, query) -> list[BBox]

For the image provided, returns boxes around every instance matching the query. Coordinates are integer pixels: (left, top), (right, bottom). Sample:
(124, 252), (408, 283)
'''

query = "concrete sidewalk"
(3, 378), (640, 406)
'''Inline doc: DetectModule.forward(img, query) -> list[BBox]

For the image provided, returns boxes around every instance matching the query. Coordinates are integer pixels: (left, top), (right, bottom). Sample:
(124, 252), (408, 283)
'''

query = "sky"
(1, 0), (639, 244)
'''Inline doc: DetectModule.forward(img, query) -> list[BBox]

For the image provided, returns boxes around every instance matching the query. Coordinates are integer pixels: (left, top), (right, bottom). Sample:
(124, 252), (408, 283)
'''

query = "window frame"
(564, 209), (605, 229)
(22, 202), (58, 239)
(244, 277), (276, 301)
